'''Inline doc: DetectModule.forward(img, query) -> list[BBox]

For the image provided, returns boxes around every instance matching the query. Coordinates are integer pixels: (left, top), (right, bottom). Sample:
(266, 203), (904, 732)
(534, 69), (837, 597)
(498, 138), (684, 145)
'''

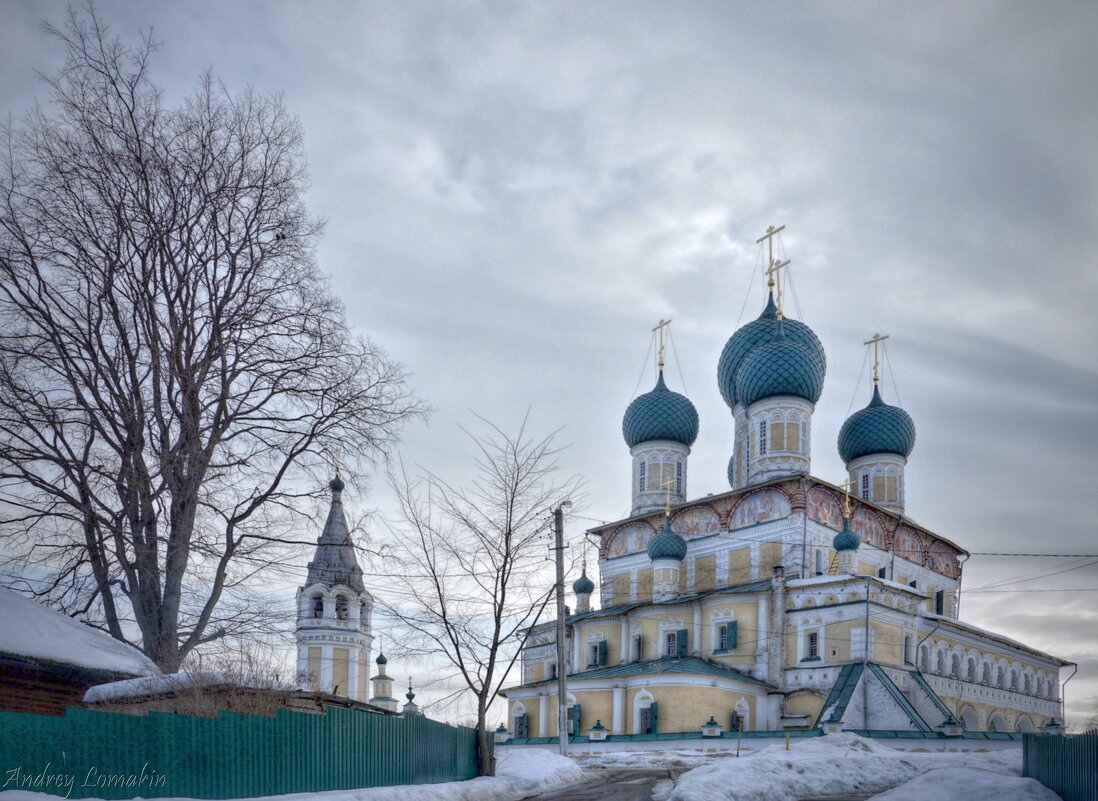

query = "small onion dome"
(622, 371), (699, 448)
(837, 385), (916, 464)
(735, 332), (826, 408)
(647, 516), (687, 561)
(726, 454), (736, 488)
(406, 687), (416, 702)
(572, 568), (595, 595)
(832, 519), (860, 552)
(717, 294), (826, 408)
(376, 651), (388, 666)
(329, 475), (345, 492)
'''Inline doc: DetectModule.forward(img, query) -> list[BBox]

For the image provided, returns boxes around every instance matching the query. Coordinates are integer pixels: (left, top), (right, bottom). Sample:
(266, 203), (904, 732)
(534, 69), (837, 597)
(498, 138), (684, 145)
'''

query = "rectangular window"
(638, 462), (646, 493)
(877, 567), (887, 579)
(717, 624), (728, 651)
(632, 634), (643, 661)
(675, 461), (683, 495)
(549, 662), (557, 679)
(861, 474), (870, 499)
(934, 590), (945, 615)
(815, 548), (826, 576)
(664, 631), (677, 657)
(759, 421), (767, 455)
(807, 631), (819, 658)
(640, 704), (657, 734)
(589, 643), (600, 667)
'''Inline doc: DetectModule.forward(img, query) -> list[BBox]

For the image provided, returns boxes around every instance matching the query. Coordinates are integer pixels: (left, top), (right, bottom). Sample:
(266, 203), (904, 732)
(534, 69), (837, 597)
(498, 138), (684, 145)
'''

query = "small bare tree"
(385, 416), (580, 776)
(0, 8), (424, 671)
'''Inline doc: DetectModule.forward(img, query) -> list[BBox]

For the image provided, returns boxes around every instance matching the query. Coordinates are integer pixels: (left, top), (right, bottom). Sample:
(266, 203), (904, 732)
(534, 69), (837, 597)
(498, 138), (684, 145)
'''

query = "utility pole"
(553, 501), (572, 755)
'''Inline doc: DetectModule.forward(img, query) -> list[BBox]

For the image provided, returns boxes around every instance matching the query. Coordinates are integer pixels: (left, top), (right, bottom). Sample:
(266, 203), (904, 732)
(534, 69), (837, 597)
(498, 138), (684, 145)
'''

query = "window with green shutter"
(676, 628), (688, 657)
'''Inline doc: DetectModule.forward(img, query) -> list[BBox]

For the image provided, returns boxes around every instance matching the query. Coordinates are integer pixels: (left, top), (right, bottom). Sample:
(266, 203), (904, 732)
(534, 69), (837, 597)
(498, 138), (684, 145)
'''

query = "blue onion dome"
(735, 331), (826, 408)
(329, 475), (345, 492)
(837, 386), (916, 464)
(572, 568), (595, 595)
(647, 516), (687, 561)
(833, 519), (860, 551)
(376, 652), (388, 666)
(622, 371), (699, 448)
(717, 294), (826, 408)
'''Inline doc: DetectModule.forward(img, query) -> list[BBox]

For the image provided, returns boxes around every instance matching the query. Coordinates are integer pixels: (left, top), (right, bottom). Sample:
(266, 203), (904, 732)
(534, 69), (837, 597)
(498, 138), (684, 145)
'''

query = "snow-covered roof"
(922, 613), (1073, 666)
(0, 586), (157, 676)
(83, 671), (282, 703)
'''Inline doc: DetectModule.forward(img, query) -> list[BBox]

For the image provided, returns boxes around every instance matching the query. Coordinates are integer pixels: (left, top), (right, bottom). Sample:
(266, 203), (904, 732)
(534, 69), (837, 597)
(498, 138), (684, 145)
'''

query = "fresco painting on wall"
(729, 489), (790, 530)
(607, 522), (656, 558)
(807, 487), (843, 530)
(851, 507), (889, 550)
(671, 506), (721, 538)
(893, 526), (923, 564)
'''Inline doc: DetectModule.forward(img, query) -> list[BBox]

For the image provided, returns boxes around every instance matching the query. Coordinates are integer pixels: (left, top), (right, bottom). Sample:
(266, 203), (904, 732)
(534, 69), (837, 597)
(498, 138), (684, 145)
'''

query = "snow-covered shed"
(0, 586), (157, 715)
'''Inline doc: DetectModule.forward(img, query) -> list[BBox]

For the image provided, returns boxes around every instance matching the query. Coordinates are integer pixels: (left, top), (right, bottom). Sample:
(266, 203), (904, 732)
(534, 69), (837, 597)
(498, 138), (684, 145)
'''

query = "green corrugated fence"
(0, 706), (478, 799)
(1023, 733), (1098, 801)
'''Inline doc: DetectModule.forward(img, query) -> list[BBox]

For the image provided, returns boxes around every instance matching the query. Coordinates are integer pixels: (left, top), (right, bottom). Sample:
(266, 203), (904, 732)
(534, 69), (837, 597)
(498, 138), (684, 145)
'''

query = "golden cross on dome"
(756, 224), (790, 320)
(840, 478), (856, 518)
(863, 333), (890, 386)
(661, 475), (676, 517)
(652, 318), (672, 371)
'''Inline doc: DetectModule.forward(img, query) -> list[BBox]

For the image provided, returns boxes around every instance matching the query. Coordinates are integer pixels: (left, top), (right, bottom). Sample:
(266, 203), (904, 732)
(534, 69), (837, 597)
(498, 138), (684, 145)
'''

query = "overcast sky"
(3, 1), (1096, 727)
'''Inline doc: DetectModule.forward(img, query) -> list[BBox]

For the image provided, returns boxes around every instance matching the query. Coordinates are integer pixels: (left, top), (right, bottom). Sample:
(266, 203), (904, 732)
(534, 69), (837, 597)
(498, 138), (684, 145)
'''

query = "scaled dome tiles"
(717, 294), (826, 408)
(735, 335), (826, 407)
(647, 517), (688, 561)
(838, 386), (916, 463)
(622, 372), (700, 448)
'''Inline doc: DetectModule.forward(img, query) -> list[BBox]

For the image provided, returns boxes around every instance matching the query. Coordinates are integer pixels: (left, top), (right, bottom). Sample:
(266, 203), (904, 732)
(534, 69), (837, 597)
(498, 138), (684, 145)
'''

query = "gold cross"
(863, 333), (890, 385)
(661, 475), (676, 517)
(652, 318), (672, 371)
(756, 225), (790, 319)
(840, 478), (856, 518)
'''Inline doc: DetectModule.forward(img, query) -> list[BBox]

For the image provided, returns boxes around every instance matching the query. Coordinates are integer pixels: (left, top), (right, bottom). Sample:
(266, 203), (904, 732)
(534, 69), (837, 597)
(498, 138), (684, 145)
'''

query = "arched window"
(919, 645), (930, 671)
(1016, 716), (1034, 733)
(966, 657), (976, 682)
(959, 708), (978, 731)
(951, 654), (962, 679)
(335, 595), (349, 620)
(988, 714), (1005, 733)
(982, 663), (991, 685)
(936, 649), (945, 674)
(1023, 673), (1031, 695)
(312, 594), (324, 618)
(996, 667), (1005, 688)
(903, 635), (912, 665)
(1010, 669), (1019, 692)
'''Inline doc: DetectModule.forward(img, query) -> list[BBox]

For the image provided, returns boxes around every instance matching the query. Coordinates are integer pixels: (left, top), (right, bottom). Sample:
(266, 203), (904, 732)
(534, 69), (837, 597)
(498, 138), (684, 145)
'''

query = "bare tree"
(0, 8), (424, 672)
(385, 416), (580, 775)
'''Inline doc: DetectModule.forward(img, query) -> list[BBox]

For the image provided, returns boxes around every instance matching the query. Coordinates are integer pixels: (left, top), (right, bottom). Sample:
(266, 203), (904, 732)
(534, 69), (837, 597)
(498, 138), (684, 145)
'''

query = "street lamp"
(552, 500), (572, 755)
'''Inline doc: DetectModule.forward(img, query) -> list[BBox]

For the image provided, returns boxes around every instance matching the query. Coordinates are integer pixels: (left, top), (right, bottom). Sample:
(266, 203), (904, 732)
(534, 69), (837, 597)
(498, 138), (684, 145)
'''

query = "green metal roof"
(819, 662), (864, 724)
(565, 579), (772, 624)
(909, 670), (957, 725)
(866, 663), (933, 733)
(567, 656), (773, 687)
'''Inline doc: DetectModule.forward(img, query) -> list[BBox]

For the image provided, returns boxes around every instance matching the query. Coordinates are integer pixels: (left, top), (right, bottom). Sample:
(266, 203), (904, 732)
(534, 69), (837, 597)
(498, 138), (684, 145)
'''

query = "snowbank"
(869, 767), (1061, 801)
(669, 732), (1033, 801)
(0, 746), (584, 801)
(0, 587), (156, 676)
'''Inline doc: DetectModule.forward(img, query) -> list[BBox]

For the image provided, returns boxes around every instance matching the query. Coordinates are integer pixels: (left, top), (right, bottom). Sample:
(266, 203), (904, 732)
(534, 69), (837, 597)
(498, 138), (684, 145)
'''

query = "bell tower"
(295, 476), (373, 701)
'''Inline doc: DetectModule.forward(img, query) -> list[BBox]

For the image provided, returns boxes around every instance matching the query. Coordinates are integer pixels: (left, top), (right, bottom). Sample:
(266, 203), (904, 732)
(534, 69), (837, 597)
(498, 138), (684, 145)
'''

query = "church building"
(503, 228), (1070, 744)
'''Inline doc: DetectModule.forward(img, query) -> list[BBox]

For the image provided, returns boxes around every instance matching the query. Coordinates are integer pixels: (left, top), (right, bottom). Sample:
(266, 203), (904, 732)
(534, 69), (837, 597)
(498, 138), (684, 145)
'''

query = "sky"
(2, 0), (1096, 728)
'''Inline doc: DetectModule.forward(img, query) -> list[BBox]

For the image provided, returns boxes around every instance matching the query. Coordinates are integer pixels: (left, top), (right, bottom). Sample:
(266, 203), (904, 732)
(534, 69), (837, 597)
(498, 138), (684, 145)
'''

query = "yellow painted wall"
(702, 602), (759, 665)
(332, 647), (349, 696)
(637, 569), (653, 601)
(760, 542), (782, 574)
(572, 686), (613, 733)
(358, 653), (368, 699)
(728, 547), (751, 585)
(785, 693), (826, 727)
(307, 647), (321, 691)
(695, 555), (717, 591)
(613, 573), (631, 602)
(528, 662), (544, 683)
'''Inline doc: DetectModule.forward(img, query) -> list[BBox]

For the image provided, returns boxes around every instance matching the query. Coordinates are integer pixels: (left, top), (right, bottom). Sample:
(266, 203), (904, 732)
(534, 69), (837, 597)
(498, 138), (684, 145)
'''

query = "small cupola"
(572, 565), (595, 614)
(648, 512), (687, 603)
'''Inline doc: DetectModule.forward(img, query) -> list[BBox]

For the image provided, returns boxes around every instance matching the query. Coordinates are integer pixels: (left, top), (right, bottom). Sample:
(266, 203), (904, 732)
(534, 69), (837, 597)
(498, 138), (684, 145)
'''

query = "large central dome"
(717, 293), (825, 408)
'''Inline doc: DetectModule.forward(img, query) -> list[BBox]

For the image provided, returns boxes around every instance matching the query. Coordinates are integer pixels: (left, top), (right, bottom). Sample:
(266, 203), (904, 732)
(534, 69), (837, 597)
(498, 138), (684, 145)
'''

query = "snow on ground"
(868, 767), (1061, 801)
(0, 748), (584, 801)
(667, 733), (1053, 801)
(0, 587), (157, 676)
(574, 748), (729, 771)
